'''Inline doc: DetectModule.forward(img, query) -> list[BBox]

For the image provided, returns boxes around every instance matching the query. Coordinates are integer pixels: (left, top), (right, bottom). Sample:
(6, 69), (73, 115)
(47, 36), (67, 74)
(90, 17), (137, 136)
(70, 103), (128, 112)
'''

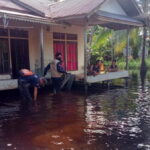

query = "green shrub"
(117, 57), (150, 70)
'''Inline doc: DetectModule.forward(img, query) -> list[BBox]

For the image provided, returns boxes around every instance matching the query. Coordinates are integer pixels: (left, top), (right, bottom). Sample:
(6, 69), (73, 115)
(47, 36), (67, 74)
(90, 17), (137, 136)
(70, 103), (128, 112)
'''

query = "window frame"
(53, 32), (78, 71)
(0, 28), (28, 75)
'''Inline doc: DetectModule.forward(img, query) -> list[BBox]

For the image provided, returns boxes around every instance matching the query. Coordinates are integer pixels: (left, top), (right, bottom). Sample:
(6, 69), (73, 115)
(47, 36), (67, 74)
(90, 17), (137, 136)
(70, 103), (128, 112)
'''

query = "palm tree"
(90, 26), (141, 65)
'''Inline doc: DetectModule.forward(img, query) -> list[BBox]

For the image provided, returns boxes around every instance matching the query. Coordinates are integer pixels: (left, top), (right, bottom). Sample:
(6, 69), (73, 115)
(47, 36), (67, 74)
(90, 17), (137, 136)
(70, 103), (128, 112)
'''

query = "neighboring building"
(0, 0), (144, 90)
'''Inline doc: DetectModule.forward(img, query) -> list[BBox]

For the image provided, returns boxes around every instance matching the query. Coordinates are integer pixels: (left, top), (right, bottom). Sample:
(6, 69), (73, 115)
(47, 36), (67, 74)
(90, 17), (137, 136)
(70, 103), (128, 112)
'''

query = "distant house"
(0, 0), (144, 90)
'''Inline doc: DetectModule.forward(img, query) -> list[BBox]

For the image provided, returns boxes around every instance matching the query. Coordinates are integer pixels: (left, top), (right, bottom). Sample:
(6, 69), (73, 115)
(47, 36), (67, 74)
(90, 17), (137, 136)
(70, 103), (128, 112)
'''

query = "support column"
(125, 29), (130, 70)
(84, 24), (88, 93)
(111, 31), (114, 61)
(126, 29), (130, 70)
(8, 29), (12, 75)
(40, 26), (44, 75)
(141, 26), (147, 71)
(125, 29), (130, 88)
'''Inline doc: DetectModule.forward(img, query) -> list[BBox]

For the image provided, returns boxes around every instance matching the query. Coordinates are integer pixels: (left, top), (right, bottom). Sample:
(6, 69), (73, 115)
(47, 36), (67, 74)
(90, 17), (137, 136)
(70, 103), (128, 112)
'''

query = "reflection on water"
(0, 71), (150, 149)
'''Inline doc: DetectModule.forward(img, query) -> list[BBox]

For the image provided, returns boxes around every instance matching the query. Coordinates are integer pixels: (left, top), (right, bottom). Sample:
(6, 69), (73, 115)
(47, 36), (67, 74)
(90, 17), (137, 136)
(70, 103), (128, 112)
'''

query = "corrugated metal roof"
(48, 0), (105, 18)
(0, 0), (31, 13)
(0, 0), (144, 29)
(59, 10), (144, 30)
(93, 10), (144, 30)
(0, 0), (56, 25)
(0, 11), (56, 25)
(14, 0), (105, 19)
(14, 0), (51, 17)
(117, 0), (142, 17)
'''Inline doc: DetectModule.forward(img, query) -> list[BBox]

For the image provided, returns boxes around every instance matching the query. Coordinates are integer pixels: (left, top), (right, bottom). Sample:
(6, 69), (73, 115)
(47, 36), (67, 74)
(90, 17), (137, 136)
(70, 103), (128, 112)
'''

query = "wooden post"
(111, 31), (114, 61)
(124, 29), (130, 88)
(141, 0), (148, 72)
(8, 30), (12, 75)
(126, 29), (129, 70)
(40, 26), (44, 75)
(141, 26), (147, 71)
(84, 24), (88, 93)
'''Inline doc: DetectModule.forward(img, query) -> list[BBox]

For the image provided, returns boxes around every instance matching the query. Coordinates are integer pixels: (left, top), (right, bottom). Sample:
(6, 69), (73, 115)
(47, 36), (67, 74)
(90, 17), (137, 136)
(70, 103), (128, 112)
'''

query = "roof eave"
(0, 12), (57, 25)
(96, 16), (143, 27)
(95, 11), (144, 27)
(53, 14), (87, 21)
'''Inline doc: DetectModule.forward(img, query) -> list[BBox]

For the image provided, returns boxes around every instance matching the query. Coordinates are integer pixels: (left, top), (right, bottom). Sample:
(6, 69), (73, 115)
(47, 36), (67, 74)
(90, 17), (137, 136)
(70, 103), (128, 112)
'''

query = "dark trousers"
(51, 77), (63, 94)
(18, 79), (32, 101)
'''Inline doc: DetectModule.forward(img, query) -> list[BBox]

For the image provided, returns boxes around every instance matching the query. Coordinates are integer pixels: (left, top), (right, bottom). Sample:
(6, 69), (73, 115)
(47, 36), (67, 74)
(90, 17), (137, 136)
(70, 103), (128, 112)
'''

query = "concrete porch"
(0, 75), (18, 90)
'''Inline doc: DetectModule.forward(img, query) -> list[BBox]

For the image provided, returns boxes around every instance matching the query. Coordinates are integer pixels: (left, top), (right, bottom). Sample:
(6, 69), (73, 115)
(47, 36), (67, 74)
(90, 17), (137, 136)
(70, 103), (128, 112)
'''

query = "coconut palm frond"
(130, 29), (139, 46)
(114, 40), (126, 54)
(92, 29), (112, 49)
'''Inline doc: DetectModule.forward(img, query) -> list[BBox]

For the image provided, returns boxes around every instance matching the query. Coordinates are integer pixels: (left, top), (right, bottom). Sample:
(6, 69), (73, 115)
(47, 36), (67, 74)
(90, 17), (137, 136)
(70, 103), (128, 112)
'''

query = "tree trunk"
(140, 0), (148, 72)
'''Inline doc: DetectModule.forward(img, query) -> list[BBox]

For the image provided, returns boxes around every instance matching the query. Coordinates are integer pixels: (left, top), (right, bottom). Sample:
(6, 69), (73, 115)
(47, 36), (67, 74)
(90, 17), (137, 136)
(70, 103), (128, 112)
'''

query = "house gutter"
(0, 11), (59, 25)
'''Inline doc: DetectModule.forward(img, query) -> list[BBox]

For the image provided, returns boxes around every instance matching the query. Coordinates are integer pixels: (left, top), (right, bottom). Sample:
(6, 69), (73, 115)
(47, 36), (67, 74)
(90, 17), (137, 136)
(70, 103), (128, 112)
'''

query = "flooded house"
(0, 0), (144, 90)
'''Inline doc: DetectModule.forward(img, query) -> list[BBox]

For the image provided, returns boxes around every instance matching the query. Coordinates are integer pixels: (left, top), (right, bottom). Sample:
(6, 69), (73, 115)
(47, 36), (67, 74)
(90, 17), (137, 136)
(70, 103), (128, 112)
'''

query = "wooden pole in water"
(40, 26), (44, 75)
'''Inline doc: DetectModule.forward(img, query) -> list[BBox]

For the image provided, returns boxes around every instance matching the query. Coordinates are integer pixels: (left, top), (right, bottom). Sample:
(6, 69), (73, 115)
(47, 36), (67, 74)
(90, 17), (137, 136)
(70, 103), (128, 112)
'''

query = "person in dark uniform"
(18, 69), (46, 101)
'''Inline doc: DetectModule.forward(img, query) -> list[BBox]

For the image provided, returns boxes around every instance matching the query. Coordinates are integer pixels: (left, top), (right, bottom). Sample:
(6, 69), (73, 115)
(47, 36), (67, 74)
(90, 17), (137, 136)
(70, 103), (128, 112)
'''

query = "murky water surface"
(0, 71), (150, 150)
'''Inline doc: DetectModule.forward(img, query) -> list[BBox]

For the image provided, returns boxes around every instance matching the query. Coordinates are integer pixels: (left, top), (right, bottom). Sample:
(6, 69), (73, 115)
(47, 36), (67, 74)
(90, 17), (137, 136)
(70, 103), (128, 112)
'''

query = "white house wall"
(20, 24), (85, 76)
(100, 0), (127, 16)
(43, 25), (85, 75)
(25, 24), (85, 75)
(28, 26), (41, 72)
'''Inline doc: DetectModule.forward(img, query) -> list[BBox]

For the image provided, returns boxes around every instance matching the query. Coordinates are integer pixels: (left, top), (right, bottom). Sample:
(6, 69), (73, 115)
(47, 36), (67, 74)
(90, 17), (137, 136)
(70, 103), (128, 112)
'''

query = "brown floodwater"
(0, 71), (150, 150)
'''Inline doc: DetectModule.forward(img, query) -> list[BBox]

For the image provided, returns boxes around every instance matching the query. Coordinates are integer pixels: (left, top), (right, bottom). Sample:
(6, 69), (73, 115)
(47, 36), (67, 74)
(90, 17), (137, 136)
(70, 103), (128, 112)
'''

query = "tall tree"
(137, 0), (149, 71)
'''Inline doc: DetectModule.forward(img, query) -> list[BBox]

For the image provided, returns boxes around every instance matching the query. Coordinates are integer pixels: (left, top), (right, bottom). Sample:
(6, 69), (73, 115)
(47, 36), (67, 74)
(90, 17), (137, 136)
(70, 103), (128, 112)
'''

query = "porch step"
(0, 79), (18, 91)
(0, 75), (11, 80)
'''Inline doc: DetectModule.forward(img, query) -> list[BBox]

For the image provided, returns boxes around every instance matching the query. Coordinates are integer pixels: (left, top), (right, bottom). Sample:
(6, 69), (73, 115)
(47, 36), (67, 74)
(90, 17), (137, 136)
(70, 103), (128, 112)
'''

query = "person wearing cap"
(44, 52), (67, 93)
(18, 69), (46, 101)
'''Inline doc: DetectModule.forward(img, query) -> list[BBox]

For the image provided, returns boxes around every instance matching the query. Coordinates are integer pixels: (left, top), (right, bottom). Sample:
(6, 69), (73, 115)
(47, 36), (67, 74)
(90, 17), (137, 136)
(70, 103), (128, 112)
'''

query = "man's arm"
(32, 74), (40, 101)
(44, 63), (51, 76)
(57, 63), (67, 74)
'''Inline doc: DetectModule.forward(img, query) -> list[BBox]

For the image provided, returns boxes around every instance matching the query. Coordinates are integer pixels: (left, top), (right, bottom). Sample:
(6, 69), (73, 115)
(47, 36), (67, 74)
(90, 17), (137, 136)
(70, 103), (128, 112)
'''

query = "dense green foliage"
(89, 0), (150, 69)
(117, 57), (150, 70)
(89, 25), (142, 64)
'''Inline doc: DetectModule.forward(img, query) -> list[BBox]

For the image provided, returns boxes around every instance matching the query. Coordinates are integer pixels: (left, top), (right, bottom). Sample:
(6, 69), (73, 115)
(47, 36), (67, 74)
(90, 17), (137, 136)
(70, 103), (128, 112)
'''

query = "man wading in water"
(18, 69), (46, 102)
(44, 52), (75, 94)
